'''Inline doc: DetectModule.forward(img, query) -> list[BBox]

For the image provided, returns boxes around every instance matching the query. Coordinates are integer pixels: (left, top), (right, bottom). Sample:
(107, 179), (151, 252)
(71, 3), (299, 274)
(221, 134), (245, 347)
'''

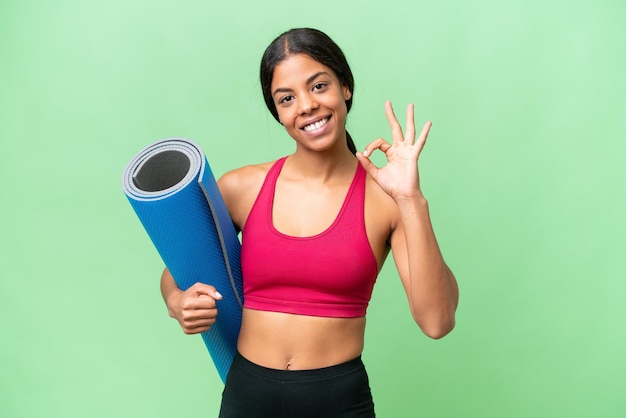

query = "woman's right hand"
(161, 268), (222, 334)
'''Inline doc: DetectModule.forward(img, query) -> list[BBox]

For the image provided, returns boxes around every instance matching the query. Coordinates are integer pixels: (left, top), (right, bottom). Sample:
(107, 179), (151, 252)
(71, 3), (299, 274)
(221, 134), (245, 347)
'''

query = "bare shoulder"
(218, 161), (274, 193)
(364, 173), (400, 258)
(218, 161), (276, 230)
(364, 174), (399, 224)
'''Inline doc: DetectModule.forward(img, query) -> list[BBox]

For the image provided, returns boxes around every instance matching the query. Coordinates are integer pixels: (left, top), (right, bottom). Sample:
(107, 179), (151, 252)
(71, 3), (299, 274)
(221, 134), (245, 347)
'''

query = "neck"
(286, 146), (357, 183)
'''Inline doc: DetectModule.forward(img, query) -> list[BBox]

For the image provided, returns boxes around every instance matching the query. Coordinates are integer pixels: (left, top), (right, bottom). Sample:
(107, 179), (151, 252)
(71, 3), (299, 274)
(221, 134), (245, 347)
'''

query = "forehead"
(271, 53), (337, 90)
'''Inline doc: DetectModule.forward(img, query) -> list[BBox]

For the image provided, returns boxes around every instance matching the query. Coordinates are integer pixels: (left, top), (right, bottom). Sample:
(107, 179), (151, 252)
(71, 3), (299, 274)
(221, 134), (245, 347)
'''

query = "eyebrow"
(272, 71), (330, 97)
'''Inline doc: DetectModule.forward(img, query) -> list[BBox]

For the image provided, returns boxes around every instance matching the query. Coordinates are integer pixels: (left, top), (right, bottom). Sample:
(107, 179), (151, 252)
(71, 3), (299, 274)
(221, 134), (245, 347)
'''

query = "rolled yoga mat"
(122, 138), (243, 383)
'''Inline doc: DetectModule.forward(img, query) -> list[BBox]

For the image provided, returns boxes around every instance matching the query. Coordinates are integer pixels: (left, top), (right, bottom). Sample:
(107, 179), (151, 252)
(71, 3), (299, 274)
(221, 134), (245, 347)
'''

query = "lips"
(302, 117), (329, 132)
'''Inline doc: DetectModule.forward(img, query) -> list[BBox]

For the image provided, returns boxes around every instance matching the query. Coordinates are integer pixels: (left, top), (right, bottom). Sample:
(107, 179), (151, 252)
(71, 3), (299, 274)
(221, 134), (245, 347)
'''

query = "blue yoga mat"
(122, 138), (243, 383)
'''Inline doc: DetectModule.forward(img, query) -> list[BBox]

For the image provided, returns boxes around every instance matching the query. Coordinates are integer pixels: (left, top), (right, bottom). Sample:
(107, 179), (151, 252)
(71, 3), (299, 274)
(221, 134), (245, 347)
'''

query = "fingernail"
(215, 291), (222, 299)
(363, 150), (369, 157)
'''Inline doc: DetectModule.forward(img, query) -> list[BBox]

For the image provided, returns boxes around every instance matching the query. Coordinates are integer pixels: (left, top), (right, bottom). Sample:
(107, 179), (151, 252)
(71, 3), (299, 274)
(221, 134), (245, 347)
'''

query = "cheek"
(334, 97), (349, 118)
(275, 108), (289, 125)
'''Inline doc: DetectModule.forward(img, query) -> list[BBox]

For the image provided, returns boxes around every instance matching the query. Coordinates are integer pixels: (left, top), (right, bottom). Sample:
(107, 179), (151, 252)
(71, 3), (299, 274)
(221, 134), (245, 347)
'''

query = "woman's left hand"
(356, 101), (431, 201)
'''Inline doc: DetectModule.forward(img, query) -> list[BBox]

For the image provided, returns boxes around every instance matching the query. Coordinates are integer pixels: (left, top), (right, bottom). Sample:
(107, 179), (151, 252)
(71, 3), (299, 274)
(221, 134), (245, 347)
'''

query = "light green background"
(1, 1), (624, 417)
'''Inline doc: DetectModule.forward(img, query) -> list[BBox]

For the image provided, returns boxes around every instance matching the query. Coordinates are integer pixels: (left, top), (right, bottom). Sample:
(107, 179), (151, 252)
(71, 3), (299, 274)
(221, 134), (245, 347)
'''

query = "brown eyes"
(276, 82), (329, 106)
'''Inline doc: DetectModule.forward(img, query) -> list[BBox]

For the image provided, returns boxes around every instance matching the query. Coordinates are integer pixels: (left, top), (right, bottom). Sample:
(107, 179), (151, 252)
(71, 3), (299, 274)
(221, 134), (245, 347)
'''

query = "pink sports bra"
(241, 157), (379, 318)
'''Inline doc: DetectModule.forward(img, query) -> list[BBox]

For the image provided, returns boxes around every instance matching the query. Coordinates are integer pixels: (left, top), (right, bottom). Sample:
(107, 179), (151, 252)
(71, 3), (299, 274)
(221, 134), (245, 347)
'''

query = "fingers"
(415, 121), (432, 153)
(178, 282), (222, 334)
(385, 100), (432, 152)
(355, 151), (377, 178)
(385, 101), (423, 145)
(361, 137), (392, 159)
(180, 307), (218, 334)
(356, 137), (392, 180)
(384, 101), (404, 143)
(405, 103), (416, 144)
(179, 302), (218, 334)
(188, 282), (222, 300)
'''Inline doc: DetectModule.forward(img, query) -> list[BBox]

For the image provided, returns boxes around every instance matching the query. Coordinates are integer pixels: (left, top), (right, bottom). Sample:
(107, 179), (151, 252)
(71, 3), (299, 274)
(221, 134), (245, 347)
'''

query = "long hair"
(260, 28), (357, 154)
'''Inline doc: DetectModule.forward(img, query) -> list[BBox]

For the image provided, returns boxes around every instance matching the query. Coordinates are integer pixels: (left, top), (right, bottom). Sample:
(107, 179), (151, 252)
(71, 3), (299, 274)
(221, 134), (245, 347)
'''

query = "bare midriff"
(237, 308), (366, 370)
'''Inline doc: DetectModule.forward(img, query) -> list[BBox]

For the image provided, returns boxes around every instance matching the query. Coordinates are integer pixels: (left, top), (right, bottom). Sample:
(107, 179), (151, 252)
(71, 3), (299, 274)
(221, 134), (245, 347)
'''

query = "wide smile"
(302, 116), (330, 132)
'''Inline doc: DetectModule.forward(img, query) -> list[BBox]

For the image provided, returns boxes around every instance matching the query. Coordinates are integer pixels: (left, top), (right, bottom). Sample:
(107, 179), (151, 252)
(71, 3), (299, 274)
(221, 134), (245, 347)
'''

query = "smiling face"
(270, 53), (352, 153)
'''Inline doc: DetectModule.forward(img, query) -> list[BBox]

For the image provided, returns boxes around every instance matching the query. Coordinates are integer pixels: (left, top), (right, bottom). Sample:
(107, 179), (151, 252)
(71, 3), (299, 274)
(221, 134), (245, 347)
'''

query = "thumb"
(356, 152), (379, 180)
(191, 282), (223, 300)
(202, 286), (222, 300)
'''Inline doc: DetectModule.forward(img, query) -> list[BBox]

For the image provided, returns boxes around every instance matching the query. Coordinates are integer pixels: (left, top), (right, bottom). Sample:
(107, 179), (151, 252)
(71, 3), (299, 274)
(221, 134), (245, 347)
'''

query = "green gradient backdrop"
(1, 1), (624, 417)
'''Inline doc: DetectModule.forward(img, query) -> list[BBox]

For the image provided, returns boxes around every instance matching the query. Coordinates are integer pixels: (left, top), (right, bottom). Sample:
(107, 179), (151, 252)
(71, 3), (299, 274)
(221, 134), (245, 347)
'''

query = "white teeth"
(303, 118), (328, 131)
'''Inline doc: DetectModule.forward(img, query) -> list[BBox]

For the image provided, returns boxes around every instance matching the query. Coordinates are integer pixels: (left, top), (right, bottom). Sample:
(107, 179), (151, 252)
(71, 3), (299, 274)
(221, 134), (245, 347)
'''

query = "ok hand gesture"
(356, 101), (432, 201)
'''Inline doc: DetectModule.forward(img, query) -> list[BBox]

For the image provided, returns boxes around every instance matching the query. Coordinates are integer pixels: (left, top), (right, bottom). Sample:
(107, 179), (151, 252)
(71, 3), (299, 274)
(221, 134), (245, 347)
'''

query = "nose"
(297, 93), (318, 115)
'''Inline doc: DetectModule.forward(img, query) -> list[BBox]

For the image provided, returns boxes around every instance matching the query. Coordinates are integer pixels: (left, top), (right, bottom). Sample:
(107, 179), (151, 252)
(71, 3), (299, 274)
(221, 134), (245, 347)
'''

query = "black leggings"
(219, 352), (375, 418)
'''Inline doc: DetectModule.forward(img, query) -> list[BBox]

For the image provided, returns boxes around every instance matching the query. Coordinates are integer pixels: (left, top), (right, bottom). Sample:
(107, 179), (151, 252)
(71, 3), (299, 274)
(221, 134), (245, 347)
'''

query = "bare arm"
(160, 267), (222, 334)
(357, 101), (458, 339)
(159, 166), (266, 334)
(388, 195), (458, 338)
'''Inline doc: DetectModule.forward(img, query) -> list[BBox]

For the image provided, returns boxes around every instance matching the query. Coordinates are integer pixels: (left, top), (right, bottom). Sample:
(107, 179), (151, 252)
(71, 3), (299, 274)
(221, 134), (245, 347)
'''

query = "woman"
(160, 27), (459, 417)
